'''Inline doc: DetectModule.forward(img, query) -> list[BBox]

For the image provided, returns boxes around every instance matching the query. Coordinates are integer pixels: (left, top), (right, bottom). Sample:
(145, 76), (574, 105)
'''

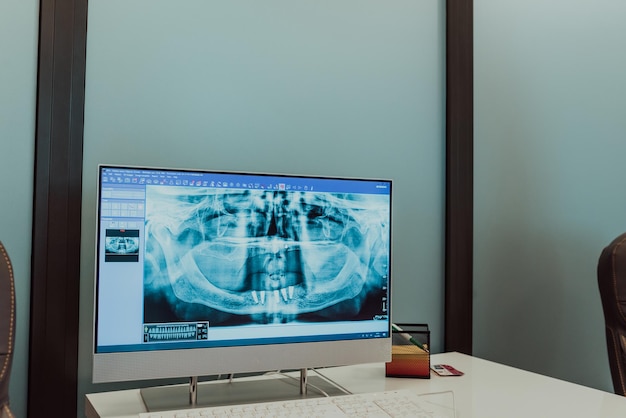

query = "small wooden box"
(385, 323), (430, 378)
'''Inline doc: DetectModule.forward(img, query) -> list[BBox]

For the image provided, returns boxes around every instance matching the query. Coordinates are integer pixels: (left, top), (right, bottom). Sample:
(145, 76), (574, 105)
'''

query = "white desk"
(85, 352), (626, 417)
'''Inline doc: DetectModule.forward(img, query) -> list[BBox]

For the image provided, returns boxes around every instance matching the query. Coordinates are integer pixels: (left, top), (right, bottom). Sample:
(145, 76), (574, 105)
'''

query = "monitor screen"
(92, 165), (392, 384)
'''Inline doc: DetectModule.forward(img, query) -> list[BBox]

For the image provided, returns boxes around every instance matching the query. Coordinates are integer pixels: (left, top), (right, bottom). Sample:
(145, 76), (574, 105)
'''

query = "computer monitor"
(92, 165), (392, 405)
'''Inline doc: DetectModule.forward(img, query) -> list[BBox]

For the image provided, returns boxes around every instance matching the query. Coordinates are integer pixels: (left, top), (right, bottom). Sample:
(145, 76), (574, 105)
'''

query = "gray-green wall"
(474, 0), (626, 392)
(0, 1), (38, 418)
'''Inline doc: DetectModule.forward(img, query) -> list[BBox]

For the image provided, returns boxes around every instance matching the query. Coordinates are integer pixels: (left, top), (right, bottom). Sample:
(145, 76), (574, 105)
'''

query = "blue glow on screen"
(95, 166), (391, 354)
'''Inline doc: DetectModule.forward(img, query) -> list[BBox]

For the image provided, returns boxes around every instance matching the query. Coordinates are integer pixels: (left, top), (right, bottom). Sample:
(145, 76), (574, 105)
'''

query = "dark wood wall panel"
(28, 1), (473, 415)
(445, 0), (474, 354)
(28, 0), (87, 416)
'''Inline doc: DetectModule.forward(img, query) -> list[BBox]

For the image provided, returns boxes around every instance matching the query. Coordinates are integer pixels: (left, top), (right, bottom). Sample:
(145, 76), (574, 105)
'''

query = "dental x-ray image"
(105, 229), (140, 262)
(143, 186), (390, 326)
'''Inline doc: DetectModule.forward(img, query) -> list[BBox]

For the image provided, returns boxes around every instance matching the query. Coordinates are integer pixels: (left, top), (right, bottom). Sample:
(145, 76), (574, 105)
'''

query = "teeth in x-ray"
(251, 290), (267, 305)
(252, 286), (294, 304)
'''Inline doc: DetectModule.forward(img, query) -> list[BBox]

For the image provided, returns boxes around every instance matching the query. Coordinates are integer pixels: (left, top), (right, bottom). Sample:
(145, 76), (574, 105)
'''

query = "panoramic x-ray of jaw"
(143, 186), (390, 324)
(105, 236), (139, 255)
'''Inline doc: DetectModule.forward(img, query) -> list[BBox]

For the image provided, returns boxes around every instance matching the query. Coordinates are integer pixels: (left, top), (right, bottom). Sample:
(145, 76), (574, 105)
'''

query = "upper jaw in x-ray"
(143, 187), (390, 324)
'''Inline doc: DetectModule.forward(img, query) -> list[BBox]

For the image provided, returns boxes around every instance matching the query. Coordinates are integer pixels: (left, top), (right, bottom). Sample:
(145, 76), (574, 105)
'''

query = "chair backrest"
(598, 232), (626, 396)
(0, 241), (15, 417)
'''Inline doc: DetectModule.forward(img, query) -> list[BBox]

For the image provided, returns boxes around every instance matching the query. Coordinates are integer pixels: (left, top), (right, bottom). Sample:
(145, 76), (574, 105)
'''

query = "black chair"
(0, 242), (15, 418)
(598, 232), (626, 396)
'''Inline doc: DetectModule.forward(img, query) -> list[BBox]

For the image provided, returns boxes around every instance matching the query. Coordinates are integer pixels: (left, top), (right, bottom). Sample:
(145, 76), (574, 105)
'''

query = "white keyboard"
(139, 389), (455, 418)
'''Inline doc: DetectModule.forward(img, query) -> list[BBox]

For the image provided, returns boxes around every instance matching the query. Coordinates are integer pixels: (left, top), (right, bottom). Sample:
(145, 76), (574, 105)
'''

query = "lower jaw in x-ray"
(143, 188), (389, 325)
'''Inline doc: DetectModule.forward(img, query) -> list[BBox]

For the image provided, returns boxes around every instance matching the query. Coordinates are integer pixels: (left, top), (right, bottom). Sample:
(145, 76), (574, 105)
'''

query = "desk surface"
(86, 352), (626, 417)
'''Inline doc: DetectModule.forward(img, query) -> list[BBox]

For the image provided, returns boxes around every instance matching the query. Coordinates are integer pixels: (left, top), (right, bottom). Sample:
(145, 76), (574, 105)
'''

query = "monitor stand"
(140, 369), (349, 412)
